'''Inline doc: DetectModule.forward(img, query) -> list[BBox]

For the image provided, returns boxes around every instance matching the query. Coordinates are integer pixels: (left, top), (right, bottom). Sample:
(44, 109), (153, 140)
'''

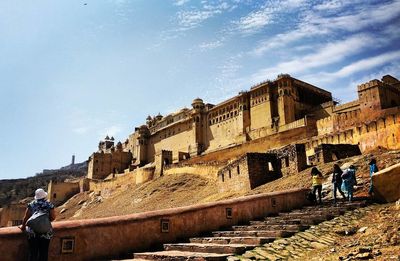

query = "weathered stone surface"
(164, 243), (254, 255)
(354, 252), (373, 259)
(133, 250), (231, 261)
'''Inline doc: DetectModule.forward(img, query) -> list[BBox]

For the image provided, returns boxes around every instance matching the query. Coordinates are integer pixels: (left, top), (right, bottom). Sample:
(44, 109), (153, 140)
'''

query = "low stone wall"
(0, 188), (309, 261)
(48, 181), (80, 206)
(163, 164), (222, 180)
(372, 162), (400, 203)
(86, 167), (155, 195)
(88, 172), (135, 194)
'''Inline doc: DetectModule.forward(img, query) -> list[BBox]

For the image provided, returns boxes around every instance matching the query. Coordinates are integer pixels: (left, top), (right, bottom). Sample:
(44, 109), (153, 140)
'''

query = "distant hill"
(0, 161), (87, 207)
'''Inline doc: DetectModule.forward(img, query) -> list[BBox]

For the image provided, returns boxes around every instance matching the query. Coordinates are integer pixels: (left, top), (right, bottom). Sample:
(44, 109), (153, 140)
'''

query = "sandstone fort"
(85, 73), (399, 189)
(1, 73), (400, 260)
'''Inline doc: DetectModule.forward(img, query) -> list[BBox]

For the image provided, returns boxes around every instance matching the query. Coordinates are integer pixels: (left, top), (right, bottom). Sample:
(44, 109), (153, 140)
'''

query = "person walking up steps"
(311, 167), (323, 205)
(332, 164), (346, 203)
(341, 165), (357, 202)
(368, 158), (378, 195)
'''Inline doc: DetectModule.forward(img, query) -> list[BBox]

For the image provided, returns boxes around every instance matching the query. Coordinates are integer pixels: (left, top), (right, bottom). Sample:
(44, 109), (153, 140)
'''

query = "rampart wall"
(307, 111), (400, 157)
(0, 188), (309, 261)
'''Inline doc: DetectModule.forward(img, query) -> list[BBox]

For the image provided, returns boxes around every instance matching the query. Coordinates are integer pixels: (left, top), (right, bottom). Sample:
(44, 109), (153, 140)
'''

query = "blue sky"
(0, 0), (399, 179)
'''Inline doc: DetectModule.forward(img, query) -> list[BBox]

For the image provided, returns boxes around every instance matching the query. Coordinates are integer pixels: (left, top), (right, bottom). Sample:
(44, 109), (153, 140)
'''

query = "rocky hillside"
(0, 161), (87, 207)
(56, 149), (400, 221)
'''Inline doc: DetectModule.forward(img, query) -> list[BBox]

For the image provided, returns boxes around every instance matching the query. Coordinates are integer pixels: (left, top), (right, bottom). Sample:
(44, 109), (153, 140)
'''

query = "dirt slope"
(56, 149), (400, 221)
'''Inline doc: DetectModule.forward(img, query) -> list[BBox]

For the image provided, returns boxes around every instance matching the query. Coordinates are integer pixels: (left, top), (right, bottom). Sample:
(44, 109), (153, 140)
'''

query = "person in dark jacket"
(332, 164), (347, 203)
(20, 188), (56, 261)
(368, 158), (378, 195)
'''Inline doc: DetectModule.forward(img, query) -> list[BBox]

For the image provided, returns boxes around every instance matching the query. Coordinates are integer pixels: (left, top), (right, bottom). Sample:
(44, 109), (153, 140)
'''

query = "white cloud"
(252, 0), (400, 56)
(234, 0), (309, 34)
(174, 0), (190, 6)
(174, 1), (236, 31)
(250, 34), (374, 82)
(198, 39), (224, 50)
(235, 8), (274, 34)
(303, 50), (400, 84)
(333, 51), (400, 77)
(176, 10), (220, 29)
(319, 60), (400, 102)
(251, 24), (329, 56)
(310, 0), (400, 32)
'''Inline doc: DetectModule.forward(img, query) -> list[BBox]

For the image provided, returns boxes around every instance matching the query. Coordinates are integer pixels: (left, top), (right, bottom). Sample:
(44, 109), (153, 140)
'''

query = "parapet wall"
(0, 188), (309, 261)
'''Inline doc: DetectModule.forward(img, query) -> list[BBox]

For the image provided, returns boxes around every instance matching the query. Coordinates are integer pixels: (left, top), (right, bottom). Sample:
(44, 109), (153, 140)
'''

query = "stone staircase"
(122, 200), (366, 261)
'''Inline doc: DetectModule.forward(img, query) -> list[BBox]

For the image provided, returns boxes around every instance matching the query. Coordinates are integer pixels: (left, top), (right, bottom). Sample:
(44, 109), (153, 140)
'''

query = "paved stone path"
(231, 202), (372, 260)
(121, 200), (368, 260)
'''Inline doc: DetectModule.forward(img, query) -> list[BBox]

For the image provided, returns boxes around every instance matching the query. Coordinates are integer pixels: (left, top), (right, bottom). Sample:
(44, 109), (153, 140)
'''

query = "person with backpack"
(368, 158), (378, 195)
(331, 164), (346, 203)
(341, 165), (357, 202)
(20, 188), (56, 261)
(311, 167), (323, 204)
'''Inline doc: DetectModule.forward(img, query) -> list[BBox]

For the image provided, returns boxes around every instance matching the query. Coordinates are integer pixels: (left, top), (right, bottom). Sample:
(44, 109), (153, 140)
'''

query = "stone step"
(290, 209), (344, 216)
(190, 236), (275, 245)
(302, 201), (366, 210)
(266, 214), (326, 222)
(212, 230), (295, 238)
(163, 243), (254, 255)
(232, 224), (309, 232)
(278, 212), (334, 220)
(279, 211), (327, 216)
(295, 206), (347, 212)
(133, 250), (231, 261)
(250, 219), (302, 225)
(118, 259), (151, 261)
(297, 208), (349, 215)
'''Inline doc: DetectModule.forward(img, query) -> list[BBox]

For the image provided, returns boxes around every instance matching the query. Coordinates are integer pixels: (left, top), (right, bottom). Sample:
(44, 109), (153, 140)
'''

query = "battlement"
(357, 79), (384, 91)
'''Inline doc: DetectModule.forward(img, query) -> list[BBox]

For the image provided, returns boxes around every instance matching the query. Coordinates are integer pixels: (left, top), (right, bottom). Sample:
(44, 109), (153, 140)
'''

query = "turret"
(116, 141), (123, 151)
(191, 98), (205, 111)
(146, 115), (152, 126)
(98, 135), (114, 152)
(277, 74), (296, 125)
(155, 113), (163, 121)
